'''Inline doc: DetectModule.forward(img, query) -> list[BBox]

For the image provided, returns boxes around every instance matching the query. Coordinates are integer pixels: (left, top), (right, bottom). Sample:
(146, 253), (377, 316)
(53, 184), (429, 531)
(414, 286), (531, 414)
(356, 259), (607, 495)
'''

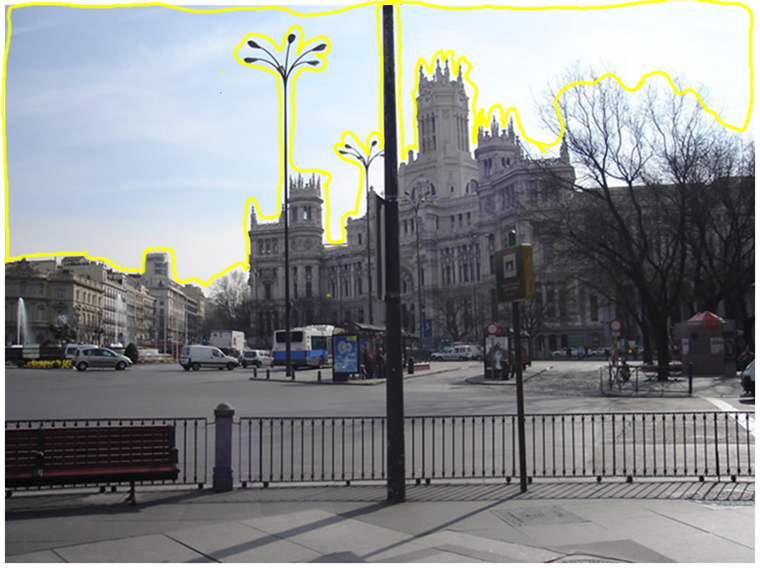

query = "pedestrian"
(362, 346), (375, 379)
(375, 347), (386, 378)
(492, 347), (503, 380)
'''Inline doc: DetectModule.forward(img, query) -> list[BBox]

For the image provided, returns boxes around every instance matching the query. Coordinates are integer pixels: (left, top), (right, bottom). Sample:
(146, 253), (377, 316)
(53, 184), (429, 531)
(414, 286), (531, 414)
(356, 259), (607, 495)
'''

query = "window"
(590, 294), (599, 322)
(57, 288), (64, 300)
(543, 244), (554, 265)
(467, 212), (471, 225)
(306, 282), (312, 298)
(303, 206), (312, 220)
(264, 283), (272, 300)
(358, 233), (363, 245)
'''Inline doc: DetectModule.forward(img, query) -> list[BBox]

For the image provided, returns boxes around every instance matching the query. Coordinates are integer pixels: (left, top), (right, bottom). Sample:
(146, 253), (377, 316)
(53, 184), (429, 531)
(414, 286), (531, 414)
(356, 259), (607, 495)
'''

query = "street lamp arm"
(288, 48), (324, 75)
(246, 41), (281, 71)
(244, 57), (281, 74)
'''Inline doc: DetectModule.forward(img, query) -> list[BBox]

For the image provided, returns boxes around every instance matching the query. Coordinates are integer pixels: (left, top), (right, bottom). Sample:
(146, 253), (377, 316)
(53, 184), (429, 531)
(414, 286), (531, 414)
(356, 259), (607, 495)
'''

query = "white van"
(180, 345), (239, 371)
(432, 344), (477, 361)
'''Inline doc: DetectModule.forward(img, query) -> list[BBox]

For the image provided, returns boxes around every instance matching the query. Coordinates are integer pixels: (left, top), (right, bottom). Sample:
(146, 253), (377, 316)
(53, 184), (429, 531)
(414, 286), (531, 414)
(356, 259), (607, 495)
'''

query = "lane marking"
(704, 398), (754, 436)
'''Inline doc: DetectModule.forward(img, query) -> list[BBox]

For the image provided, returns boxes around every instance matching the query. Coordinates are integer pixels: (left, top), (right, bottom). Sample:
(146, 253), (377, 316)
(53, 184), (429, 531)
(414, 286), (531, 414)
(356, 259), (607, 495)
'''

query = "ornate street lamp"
(243, 33), (326, 377)
(338, 140), (384, 325)
(404, 184), (433, 345)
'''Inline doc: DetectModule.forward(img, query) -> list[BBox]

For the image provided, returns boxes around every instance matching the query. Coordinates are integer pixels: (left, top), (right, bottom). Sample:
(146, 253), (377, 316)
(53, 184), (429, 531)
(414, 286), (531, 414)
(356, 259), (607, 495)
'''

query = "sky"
(3, 0), (754, 287)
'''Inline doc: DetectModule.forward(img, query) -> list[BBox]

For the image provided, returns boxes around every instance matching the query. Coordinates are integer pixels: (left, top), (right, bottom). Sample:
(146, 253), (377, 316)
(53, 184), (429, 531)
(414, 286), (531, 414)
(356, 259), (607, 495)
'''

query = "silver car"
(240, 349), (274, 368)
(73, 346), (132, 371)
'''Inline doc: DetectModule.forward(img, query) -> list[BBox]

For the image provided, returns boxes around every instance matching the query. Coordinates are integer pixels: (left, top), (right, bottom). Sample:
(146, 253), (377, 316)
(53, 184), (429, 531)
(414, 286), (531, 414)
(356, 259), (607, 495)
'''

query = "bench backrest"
(6, 425), (177, 473)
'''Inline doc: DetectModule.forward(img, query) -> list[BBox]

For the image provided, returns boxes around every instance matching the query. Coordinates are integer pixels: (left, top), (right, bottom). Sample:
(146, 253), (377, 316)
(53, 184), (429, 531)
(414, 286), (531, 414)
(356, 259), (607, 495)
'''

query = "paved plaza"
(5, 360), (754, 563)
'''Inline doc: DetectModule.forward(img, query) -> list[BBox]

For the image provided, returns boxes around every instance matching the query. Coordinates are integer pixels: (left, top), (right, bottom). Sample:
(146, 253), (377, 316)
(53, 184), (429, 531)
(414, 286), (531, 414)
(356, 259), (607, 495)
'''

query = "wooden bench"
(5, 425), (179, 504)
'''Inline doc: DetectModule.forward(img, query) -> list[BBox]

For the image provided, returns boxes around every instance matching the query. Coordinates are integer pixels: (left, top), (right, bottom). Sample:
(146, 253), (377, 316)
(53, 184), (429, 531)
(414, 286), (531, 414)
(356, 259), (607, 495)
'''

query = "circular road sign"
(486, 322), (501, 336)
(609, 319), (623, 333)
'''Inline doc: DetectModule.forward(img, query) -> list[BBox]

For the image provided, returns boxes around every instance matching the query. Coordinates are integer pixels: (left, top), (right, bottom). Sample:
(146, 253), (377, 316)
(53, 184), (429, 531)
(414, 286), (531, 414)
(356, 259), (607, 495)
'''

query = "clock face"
(422, 94), (432, 106)
(458, 94), (467, 107)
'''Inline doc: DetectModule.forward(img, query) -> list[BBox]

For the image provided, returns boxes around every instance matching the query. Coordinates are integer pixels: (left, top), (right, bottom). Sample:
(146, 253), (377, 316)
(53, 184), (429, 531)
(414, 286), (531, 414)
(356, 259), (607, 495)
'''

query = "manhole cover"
(492, 505), (586, 527)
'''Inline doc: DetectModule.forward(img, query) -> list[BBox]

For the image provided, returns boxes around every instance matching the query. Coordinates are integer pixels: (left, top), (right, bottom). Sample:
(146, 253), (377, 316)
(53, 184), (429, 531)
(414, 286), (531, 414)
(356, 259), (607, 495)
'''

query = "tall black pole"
(509, 232), (528, 493)
(366, 172), (373, 324)
(283, 75), (292, 378)
(415, 204), (423, 343)
(383, 4), (405, 503)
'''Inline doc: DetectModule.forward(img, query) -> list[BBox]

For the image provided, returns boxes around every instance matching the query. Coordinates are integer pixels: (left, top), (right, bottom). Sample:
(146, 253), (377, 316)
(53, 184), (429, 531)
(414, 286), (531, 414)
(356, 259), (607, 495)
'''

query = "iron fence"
(239, 411), (754, 486)
(5, 417), (209, 489)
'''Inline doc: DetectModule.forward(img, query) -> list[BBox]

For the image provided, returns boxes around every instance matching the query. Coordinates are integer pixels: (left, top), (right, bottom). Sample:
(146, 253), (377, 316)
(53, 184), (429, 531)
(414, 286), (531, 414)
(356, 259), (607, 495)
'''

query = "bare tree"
(206, 270), (254, 336)
(530, 68), (754, 378)
(429, 287), (474, 343)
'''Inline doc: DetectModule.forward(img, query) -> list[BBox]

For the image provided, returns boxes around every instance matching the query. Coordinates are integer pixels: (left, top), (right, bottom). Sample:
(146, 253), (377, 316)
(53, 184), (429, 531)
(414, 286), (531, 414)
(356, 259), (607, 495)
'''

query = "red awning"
(687, 311), (724, 331)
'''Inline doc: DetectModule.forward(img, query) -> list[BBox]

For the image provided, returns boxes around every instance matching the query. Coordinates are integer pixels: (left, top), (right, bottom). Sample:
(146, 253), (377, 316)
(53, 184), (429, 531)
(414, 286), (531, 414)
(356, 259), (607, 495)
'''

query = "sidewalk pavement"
(6, 480), (754, 563)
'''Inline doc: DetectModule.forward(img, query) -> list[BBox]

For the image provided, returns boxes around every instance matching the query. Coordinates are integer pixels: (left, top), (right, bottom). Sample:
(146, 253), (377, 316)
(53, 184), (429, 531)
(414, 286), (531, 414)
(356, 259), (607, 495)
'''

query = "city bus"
(272, 325), (334, 368)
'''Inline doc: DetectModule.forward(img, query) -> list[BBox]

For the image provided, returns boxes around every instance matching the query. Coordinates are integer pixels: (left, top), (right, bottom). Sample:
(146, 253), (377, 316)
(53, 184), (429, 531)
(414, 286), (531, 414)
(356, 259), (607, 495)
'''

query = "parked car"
(240, 349), (274, 368)
(73, 346), (132, 371)
(180, 345), (239, 371)
(552, 347), (582, 358)
(64, 343), (97, 360)
(740, 360), (754, 397)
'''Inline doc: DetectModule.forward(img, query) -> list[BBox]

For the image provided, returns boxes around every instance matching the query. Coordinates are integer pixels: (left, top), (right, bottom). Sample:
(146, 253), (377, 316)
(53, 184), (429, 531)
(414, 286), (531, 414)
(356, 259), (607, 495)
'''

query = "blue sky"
(3, 0), (754, 286)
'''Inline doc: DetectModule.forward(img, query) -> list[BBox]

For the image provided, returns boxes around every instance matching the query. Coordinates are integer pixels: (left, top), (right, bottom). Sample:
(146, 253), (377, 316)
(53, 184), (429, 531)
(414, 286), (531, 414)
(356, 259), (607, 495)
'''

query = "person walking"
(375, 347), (386, 378)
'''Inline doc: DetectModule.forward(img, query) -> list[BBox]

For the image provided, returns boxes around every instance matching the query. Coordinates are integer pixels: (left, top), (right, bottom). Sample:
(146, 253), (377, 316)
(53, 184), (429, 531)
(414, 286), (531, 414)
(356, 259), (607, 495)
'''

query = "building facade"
(5, 253), (204, 349)
(248, 60), (614, 355)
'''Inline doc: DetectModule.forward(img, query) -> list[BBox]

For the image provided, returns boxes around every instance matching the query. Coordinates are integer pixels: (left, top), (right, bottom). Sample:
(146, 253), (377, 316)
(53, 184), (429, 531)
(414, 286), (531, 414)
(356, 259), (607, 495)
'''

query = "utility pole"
(382, 3), (405, 504)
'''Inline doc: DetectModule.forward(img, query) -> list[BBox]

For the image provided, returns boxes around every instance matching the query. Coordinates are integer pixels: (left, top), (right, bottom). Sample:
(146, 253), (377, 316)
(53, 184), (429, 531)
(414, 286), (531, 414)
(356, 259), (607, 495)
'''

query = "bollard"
(291, 367), (296, 381)
(266, 368), (270, 379)
(253, 366), (258, 378)
(688, 362), (693, 395)
(408, 357), (414, 374)
(318, 370), (322, 382)
(213, 403), (234, 492)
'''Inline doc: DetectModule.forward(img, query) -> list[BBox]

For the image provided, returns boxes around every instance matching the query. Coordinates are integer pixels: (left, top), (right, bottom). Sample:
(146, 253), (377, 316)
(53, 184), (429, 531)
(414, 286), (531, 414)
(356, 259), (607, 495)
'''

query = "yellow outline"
(4, 0), (754, 287)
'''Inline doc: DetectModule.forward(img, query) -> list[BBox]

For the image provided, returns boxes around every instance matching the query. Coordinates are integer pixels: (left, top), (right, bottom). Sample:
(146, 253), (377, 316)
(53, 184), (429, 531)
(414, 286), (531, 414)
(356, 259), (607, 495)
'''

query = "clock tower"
(417, 59), (471, 157)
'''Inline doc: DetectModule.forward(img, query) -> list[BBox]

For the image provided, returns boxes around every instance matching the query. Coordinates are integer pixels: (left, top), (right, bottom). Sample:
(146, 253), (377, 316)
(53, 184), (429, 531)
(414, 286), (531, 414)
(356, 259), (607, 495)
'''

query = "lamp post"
(243, 33), (326, 377)
(339, 140), (384, 325)
(404, 185), (433, 345)
(467, 230), (480, 343)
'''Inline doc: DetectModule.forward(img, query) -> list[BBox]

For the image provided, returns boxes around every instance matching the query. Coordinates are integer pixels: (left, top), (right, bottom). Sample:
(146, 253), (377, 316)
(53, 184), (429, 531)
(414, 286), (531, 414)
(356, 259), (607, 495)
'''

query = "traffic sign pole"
(507, 230), (528, 493)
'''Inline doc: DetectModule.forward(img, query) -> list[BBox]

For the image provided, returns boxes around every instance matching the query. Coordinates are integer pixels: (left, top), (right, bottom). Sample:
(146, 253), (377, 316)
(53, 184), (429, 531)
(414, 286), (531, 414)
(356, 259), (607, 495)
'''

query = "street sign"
(494, 245), (534, 303)
(423, 319), (433, 338)
(609, 319), (623, 333)
(485, 322), (500, 336)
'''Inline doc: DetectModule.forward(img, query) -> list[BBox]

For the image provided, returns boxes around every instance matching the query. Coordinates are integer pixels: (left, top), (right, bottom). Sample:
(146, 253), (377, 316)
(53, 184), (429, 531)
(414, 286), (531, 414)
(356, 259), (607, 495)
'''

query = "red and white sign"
(485, 322), (501, 336)
(609, 319), (623, 333)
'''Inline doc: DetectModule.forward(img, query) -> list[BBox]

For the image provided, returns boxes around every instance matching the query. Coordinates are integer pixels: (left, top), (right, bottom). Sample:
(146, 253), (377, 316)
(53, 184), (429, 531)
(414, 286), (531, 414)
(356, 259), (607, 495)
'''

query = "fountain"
(15, 298), (33, 346)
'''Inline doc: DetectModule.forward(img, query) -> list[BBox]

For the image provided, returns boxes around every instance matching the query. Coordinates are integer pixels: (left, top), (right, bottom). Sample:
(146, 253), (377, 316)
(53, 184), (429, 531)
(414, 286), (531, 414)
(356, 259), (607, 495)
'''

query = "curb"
(247, 366), (453, 386)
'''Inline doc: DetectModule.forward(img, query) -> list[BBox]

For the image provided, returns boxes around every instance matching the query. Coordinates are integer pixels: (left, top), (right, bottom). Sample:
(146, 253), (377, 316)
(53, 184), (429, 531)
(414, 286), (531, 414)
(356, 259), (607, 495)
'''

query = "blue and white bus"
(272, 325), (334, 368)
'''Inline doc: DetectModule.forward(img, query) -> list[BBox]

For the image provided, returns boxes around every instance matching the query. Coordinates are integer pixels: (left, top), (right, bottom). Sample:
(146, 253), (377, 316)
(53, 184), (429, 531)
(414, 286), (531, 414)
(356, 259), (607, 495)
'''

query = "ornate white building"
(248, 59), (614, 355)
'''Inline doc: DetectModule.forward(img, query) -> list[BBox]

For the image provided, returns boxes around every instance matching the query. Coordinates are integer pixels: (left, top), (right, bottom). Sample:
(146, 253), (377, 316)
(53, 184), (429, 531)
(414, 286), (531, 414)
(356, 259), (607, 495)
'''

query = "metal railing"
(5, 417), (209, 488)
(239, 411), (754, 486)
